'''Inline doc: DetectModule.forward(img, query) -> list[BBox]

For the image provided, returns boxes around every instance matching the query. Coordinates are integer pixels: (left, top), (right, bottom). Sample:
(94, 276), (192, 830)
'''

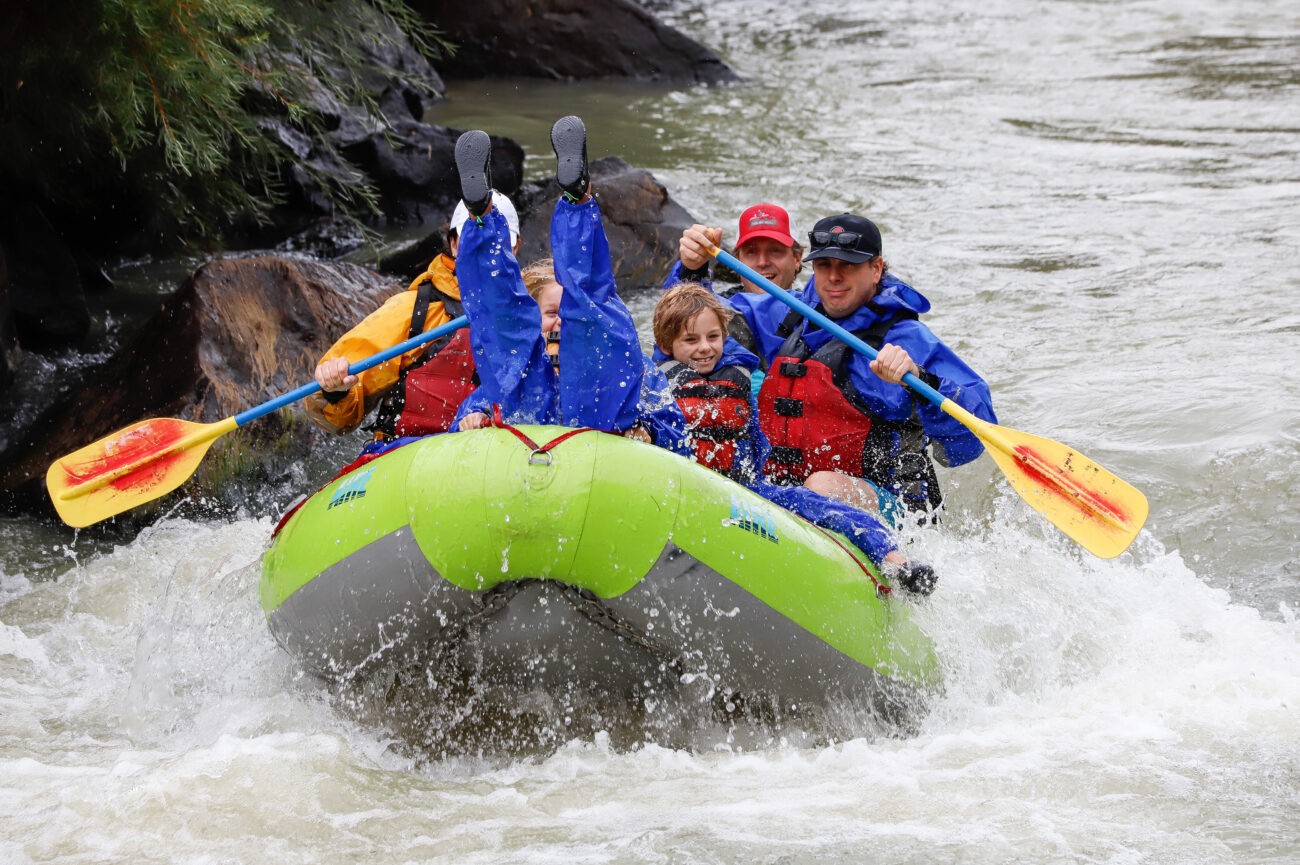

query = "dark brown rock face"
(0, 256), (400, 507)
(411, 0), (737, 83)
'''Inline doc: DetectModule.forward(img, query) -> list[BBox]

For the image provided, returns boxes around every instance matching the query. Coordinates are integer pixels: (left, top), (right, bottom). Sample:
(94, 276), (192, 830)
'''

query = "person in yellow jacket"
(307, 192), (522, 438)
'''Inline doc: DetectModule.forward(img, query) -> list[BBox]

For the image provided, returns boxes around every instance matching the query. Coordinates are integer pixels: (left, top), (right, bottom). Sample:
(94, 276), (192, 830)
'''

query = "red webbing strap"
(489, 404), (601, 455)
(803, 517), (889, 596)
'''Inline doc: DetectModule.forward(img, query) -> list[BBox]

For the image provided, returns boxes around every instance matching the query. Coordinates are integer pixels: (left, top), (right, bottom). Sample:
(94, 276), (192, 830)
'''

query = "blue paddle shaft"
(714, 250), (946, 409)
(232, 315), (470, 427)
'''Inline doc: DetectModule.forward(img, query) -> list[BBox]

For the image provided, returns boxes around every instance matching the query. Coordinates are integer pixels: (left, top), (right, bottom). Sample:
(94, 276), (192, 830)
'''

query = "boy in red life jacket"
(652, 284), (935, 594)
(653, 283), (764, 485)
(307, 193), (522, 442)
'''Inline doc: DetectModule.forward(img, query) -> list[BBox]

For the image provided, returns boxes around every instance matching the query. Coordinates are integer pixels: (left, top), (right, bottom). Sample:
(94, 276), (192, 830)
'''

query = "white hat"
(450, 191), (520, 246)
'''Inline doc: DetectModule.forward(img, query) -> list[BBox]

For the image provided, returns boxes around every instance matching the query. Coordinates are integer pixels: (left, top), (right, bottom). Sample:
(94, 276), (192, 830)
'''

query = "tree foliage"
(0, 0), (448, 247)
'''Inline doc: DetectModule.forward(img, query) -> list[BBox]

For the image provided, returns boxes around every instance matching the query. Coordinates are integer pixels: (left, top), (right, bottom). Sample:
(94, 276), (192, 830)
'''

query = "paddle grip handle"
(232, 315), (470, 427)
(712, 250), (946, 409)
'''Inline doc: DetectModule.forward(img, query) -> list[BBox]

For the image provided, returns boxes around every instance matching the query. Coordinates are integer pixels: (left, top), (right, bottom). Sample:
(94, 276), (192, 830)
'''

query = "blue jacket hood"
(872, 273), (931, 316)
(717, 337), (761, 372)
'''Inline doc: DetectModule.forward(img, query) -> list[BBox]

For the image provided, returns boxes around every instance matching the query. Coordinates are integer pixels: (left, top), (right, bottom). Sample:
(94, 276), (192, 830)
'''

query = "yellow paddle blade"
(944, 403), (1149, 558)
(46, 416), (238, 528)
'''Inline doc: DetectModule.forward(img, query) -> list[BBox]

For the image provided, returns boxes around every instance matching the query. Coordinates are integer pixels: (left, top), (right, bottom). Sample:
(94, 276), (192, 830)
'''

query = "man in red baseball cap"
(672, 203), (804, 297)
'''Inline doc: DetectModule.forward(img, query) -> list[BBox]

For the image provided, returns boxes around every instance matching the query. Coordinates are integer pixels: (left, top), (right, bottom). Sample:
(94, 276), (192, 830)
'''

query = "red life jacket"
(659, 360), (754, 482)
(372, 283), (478, 438)
(757, 305), (942, 512)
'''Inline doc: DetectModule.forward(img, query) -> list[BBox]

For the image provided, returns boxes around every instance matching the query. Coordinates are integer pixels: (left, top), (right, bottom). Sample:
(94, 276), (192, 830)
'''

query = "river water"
(4, 0), (1299, 861)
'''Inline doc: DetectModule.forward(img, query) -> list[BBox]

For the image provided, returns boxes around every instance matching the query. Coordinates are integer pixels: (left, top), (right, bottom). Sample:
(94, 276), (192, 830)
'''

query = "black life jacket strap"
(408, 282), (434, 339)
(659, 359), (753, 394)
(775, 306), (804, 339)
(775, 301), (918, 366)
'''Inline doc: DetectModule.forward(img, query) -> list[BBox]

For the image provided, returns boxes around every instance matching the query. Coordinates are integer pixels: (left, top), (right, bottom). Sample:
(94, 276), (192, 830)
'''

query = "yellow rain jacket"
(306, 254), (462, 435)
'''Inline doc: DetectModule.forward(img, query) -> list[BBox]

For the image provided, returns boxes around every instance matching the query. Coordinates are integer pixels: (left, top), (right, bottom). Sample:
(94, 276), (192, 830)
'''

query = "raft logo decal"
(328, 467), (376, 509)
(724, 494), (779, 543)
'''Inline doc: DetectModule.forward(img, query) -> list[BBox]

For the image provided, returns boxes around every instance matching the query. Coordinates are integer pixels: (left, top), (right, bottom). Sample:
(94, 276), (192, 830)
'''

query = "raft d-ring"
(529, 449), (553, 467)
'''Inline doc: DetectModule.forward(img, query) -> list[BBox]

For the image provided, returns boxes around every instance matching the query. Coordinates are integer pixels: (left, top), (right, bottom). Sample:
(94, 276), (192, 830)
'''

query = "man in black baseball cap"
(716, 210), (996, 523)
(803, 213), (881, 262)
(800, 213), (886, 318)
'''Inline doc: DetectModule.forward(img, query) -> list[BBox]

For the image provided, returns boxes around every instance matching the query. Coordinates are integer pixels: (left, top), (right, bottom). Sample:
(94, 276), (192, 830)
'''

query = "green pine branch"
(1, 0), (451, 244)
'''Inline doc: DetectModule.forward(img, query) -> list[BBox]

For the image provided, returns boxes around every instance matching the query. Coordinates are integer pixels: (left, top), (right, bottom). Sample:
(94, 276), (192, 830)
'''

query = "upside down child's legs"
(457, 208), (559, 424)
(551, 197), (643, 432)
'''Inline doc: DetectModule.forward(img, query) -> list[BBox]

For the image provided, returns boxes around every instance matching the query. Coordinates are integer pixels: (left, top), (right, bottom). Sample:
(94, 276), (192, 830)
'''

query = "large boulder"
(410, 0), (736, 83)
(341, 124), (525, 225)
(270, 125), (525, 258)
(0, 256), (400, 521)
(514, 156), (697, 288)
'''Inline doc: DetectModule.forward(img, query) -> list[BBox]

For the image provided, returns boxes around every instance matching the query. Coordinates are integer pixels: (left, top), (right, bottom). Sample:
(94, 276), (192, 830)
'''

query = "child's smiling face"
(537, 281), (563, 334)
(667, 308), (726, 375)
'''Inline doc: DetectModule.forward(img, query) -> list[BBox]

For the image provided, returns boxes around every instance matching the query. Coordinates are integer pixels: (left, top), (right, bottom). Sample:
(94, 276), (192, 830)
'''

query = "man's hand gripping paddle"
(46, 316), (469, 528)
(710, 248), (1148, 558)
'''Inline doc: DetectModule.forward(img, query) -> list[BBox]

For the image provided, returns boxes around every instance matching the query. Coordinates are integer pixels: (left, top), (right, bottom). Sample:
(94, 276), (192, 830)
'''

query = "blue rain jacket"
(653, 337), (767, 483)
(453, 199), (689, 453)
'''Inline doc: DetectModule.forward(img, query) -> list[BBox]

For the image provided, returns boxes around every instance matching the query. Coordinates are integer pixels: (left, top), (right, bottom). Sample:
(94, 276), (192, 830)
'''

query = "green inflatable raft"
(261, 426), (939, 709)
